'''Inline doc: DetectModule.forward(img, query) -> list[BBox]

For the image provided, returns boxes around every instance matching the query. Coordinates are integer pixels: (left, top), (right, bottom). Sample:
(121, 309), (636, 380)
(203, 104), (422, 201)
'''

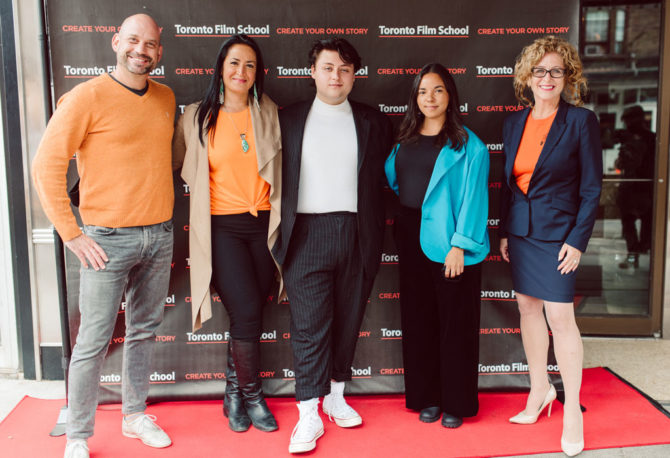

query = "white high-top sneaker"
(289, 399), (324, 454)
(322, 381), (362, 427)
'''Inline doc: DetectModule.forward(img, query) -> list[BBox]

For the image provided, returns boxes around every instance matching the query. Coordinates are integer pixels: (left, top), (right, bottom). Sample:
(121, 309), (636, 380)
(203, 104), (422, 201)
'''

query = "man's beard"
(120, 52), (155, 75)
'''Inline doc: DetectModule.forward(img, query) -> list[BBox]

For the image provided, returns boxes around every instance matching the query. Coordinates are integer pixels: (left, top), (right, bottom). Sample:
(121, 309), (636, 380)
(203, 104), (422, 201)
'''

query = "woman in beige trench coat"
(172, 34), (282, 433)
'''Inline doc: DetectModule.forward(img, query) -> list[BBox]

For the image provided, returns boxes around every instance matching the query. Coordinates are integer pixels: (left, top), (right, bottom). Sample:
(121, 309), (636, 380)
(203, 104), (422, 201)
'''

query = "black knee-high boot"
(231, 339), (278, 432)
(223, 342), (251, 432)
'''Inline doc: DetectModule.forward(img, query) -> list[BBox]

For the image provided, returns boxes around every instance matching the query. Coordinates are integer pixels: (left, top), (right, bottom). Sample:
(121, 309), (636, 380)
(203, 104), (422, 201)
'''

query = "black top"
(108, 73), (149, 96)
(396, 135), (441, 209)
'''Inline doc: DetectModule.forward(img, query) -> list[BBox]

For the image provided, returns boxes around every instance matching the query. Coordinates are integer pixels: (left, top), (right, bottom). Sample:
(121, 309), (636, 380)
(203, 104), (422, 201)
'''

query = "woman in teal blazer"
(385, 63), (489, 428)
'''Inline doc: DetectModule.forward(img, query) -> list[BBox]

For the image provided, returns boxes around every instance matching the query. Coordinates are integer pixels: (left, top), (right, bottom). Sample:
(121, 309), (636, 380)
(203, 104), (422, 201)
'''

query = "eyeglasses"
(531, 67), (567, 78)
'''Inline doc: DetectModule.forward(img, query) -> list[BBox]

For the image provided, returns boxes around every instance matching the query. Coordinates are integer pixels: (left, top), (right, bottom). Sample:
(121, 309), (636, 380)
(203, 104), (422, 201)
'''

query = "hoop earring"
(219, 80), (224, 105)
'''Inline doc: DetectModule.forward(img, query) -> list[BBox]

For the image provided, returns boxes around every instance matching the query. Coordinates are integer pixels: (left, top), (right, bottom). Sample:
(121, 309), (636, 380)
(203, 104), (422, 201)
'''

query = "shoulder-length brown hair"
(513, 35), (588, 107)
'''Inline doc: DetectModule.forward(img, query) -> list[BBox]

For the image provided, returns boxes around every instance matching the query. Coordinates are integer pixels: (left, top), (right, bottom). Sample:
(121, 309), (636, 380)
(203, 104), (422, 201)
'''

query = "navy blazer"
(271, 99), (393, 278)
(500, 100), (602, 252)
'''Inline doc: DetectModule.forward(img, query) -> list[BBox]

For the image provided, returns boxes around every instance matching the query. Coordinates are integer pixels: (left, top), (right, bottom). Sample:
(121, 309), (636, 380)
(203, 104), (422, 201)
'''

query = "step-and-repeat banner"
(46, 0), (579, 403)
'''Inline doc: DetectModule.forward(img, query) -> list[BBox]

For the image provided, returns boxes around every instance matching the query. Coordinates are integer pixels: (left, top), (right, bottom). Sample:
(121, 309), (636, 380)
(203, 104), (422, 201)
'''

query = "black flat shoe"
(419, 406), (441, 423)
(441, 413), (463, 428)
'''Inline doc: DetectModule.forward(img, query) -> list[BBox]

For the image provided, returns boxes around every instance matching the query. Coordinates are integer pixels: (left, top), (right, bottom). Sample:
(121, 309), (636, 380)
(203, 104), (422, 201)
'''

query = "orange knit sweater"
(32, 74), (176, 241)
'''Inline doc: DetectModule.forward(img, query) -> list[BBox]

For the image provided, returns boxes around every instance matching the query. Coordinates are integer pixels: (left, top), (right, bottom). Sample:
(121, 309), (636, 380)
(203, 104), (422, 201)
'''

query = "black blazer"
(500, 100), (602, 252)
(272, 99), (393, 278)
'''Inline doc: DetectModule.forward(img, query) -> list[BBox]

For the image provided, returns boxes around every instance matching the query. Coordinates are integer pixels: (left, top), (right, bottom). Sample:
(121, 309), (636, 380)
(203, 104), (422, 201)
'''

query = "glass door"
(577, 1), (665, 335)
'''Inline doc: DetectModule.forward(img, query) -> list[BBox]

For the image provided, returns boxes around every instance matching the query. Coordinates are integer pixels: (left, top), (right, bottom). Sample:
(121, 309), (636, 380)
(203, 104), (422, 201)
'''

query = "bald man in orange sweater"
(32, 14), (175, 458)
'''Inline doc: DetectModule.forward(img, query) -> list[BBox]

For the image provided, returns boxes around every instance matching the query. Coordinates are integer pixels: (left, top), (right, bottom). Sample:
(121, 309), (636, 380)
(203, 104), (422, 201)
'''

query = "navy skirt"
(507, 234), (576, 303)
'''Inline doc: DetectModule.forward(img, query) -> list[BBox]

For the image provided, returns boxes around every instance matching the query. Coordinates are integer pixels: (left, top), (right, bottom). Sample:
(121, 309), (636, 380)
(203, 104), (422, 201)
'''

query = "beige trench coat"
(172, 94), (283, 332)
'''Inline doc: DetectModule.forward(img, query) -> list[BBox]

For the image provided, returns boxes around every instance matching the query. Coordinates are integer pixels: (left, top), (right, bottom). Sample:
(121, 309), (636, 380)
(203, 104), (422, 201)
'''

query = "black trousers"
(394, 206), (481, 417)
(211, 211), (275, 340)
(283, 213), (372, 401)
(618, 185), (652, 253)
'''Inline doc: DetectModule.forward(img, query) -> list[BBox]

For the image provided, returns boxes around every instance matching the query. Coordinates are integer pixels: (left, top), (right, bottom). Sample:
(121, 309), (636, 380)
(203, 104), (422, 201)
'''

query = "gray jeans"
(66, 221), (173, 439)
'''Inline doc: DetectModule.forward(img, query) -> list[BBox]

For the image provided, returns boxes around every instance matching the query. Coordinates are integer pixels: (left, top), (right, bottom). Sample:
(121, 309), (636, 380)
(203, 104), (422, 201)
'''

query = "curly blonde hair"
(513, 35), (588, 107)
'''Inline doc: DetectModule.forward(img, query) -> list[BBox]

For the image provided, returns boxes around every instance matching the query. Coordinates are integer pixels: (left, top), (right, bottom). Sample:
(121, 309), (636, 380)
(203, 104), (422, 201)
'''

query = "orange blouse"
(513, 111), (557, 194)
(208, 108), (271, 215)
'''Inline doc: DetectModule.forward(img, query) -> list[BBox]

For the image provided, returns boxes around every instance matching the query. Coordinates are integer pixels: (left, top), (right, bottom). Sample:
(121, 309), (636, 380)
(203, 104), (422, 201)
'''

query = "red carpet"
(2, 368), (669, 457)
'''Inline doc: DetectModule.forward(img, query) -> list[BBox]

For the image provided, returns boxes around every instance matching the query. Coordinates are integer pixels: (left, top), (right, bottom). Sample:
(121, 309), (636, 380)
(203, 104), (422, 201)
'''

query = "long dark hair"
(396, 63), (468, 150)
(196, 34), (265, 145)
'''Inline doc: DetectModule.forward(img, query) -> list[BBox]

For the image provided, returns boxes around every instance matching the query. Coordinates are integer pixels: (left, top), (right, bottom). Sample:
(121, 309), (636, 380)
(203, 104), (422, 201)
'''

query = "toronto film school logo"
(174, 24), (270, 37)
(276, 66), (368, 79)
(487, 218), (500, 229)
(480, 289), (517, 301)
(100, 373), (121, 385)
(475, 65), (514, 78)
(63, 65), (165, 78)
(149, 371), (176, 384)
(479, 362), (559, 374)
(186, 331), (229, 344)
(118, 295), (175, 313)
(487, 142), (504, 153)
(281, 366), (372, 380)
(380, 328), (402, 340)
(185, 330), (277, 344)
(378, 102), (469, 116)
(378, 24), (470, 38)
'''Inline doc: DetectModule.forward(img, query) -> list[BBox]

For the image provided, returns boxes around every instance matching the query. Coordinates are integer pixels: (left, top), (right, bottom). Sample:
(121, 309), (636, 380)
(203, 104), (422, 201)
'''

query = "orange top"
(513, 111), (557, 194)
(32, 74), (175, 241)
(209, 108), (271, 215)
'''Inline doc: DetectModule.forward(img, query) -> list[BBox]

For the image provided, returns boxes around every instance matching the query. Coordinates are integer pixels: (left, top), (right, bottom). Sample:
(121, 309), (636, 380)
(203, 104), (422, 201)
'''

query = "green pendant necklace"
(225, 108), (250, 153)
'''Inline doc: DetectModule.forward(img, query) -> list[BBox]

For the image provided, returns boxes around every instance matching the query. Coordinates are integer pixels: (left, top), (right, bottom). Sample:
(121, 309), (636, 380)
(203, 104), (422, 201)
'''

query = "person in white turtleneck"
(272, 38), (392, 454)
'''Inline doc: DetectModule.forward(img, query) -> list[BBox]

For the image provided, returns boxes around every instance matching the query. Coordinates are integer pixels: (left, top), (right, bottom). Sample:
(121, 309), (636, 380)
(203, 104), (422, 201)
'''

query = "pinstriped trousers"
(283, 213), (372, 401)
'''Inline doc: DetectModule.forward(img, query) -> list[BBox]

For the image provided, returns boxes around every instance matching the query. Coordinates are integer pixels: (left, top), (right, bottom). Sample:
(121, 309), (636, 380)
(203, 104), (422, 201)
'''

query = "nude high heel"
(561, 406), (584, 456)
(509, 384), (557, 424)
(561, 438), (584, 456)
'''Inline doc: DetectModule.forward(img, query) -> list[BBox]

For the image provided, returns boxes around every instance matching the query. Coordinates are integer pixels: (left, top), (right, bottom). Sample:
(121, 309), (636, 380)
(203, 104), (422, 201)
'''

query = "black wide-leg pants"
(210, 211), (275, 340)
(283, 213), (373, 401)
(394, 206), (481, 417)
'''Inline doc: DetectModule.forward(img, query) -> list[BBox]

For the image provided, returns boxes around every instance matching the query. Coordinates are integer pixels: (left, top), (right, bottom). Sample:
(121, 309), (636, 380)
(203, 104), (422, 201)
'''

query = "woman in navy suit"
(499, 36), (602, 456)
(386, 63), (489, 429)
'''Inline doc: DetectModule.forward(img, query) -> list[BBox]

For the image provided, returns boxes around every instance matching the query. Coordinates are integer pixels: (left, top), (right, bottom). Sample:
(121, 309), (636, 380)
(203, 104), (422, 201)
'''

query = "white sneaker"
(122, 413), (172, 448)
(323, 387), (362, 428)
(64, 439), (89, 458)
(289, 401), (324, 454)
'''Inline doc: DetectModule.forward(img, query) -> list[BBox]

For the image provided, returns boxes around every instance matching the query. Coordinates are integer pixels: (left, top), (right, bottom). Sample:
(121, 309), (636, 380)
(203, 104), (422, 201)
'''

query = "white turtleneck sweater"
(296, 96), (358, 213)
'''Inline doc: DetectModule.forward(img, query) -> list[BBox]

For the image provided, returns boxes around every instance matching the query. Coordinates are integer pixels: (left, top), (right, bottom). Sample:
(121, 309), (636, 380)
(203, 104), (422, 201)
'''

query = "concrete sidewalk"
(1, 337), (669, 457)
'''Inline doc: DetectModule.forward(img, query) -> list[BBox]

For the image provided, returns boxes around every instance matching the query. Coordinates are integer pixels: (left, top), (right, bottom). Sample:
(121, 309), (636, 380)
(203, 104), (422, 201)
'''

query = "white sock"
(330, 380), (345, 397)
(299, 397), (319, 408)
(67, 438), (87, 444)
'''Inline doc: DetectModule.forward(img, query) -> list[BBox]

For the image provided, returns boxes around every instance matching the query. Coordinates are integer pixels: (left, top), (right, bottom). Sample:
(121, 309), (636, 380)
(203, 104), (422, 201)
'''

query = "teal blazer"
(385, 127), (490, 265)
